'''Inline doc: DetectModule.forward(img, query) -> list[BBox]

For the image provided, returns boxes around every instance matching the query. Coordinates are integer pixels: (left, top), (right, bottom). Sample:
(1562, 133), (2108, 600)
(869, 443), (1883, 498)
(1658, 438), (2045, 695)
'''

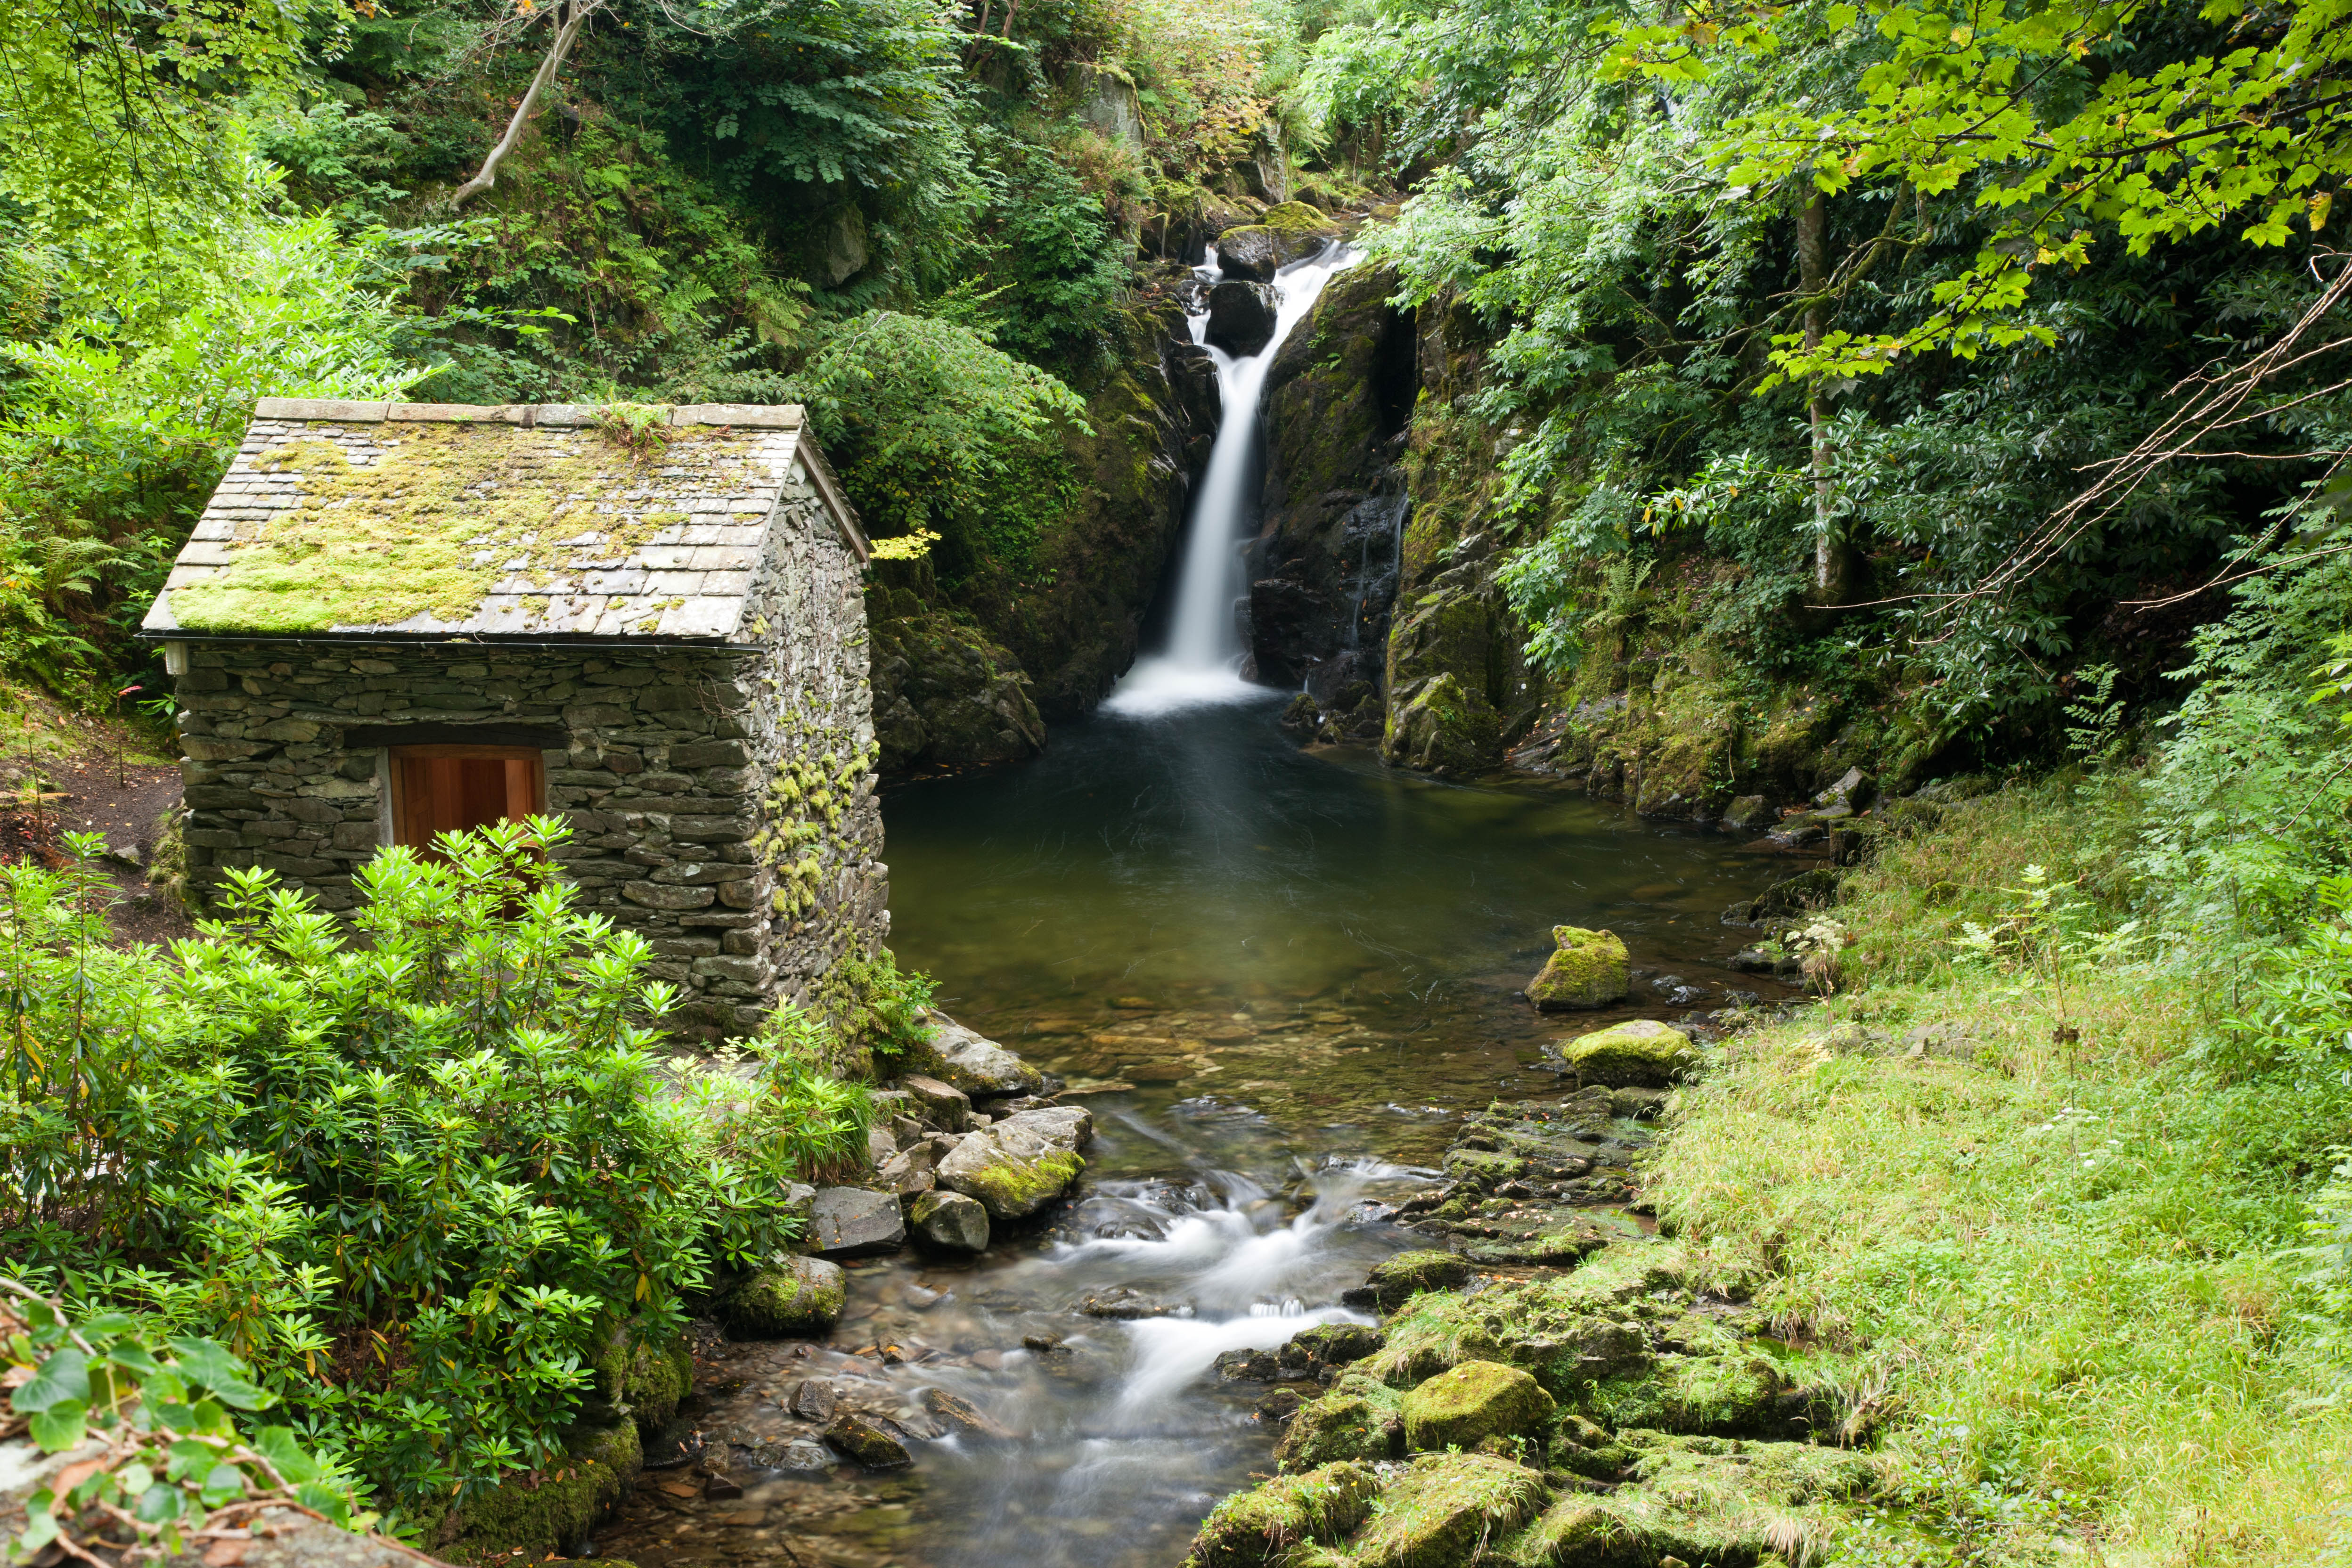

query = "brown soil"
(0, 689), (195, 947)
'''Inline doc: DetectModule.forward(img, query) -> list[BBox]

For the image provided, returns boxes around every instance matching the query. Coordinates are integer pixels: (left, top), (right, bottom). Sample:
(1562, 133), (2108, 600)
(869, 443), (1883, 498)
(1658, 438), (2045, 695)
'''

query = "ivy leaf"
(27, 1399), (87, 1451)
(199, 1462), (246, 1509)
(250, 1426), (320, 1485)
(11, 1348), (89, 1414)
(167, 1339), (268, 1410)
(134, 1481), (185, 1524)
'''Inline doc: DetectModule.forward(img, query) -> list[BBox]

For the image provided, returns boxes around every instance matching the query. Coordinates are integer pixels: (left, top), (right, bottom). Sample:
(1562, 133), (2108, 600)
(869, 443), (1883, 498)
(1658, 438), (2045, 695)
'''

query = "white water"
(1104, 242), (1360, 717)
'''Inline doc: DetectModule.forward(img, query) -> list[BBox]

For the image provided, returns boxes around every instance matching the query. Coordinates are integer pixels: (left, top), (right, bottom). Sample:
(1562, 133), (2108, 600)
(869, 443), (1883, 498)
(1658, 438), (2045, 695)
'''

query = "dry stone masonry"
(142, 399), (888, 1035)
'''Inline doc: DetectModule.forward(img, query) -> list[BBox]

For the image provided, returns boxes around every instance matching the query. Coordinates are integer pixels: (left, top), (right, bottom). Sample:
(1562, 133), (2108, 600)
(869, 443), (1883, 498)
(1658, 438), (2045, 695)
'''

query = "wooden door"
(390, 744), (545, 852)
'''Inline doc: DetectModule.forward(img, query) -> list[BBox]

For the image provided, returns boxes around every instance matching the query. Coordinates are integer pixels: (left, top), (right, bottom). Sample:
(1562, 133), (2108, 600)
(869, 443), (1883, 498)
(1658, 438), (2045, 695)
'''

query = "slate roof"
(141, 400), (867, 643)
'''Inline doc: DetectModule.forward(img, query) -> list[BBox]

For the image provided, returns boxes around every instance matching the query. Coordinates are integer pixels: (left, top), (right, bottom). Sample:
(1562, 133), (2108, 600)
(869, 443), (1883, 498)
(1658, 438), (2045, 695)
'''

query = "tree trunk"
(1797, 190), (1857, 604)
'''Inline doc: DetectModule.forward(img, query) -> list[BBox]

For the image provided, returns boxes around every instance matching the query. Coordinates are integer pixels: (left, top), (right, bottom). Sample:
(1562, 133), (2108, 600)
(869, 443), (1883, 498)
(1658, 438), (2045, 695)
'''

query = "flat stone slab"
(809, 1186), (906, 1256)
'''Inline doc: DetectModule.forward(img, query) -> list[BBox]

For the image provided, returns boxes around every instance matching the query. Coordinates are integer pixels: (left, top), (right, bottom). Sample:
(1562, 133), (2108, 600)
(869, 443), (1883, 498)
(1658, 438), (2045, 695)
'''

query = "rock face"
(1207, 280), (1279, 355)
(865, 581), (1047, 774)
(901, 1010), (1046, 1097)
(1555, 1018), (1696, 1087)
(1525, 925), (1631, 1010)
(718, 1255), (846, 1338)
(908, 1188), (991, 1251)
(808, 1187), (906, 1256)
(1398, 1360), (1555, 1451)
(1215, 205), (1338, 281)
(1249, 262), (1420, 716)
(1067, 61), (1143, 154)
(935, 1105), (1092, 1219)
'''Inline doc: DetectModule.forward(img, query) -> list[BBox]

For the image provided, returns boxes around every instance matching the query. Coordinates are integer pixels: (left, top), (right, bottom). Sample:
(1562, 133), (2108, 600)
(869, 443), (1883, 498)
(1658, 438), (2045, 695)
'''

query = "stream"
(584, 239), (1794, 1568)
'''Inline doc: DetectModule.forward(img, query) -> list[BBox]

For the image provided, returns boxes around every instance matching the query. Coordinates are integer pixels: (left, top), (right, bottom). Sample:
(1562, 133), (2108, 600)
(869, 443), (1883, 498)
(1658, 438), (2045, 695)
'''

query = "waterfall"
(1104, 242), (1359, 717)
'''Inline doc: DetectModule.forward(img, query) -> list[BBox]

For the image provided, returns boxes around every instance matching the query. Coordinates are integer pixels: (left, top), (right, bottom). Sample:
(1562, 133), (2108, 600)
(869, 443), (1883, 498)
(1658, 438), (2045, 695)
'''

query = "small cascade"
(1105, 242), (1359, 717)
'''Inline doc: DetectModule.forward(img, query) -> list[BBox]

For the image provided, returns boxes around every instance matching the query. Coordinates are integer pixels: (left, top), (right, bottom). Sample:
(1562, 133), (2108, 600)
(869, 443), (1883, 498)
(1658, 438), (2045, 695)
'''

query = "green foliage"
(824, 945), (939, 1059)
(2, 1284), (365, 1560)
(0, 824), (863, 1527)
(789, 310), (1091, 575)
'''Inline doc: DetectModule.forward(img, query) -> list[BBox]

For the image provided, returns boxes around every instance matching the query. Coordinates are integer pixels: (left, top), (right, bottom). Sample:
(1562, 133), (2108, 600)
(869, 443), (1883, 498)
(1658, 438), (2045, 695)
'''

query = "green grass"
(1649, 781), (2352, 1565)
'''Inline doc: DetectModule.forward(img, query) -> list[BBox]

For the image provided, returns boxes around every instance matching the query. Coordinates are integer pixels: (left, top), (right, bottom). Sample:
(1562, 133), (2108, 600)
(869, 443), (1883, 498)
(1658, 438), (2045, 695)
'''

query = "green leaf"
(27, 1399), (87, 1451)
(106, 1341), (166, 1378)
(10, 1348), (89, 1414)
(199, 1462), (246, 1508)
(77, 1312), (136, 1341)
(295, 1480), (350, 1523)
(17, 1492), (58, 1552)
(250, 1426), (320, 1485)
(166, 1338), (268, 1409)
(134, 1481), (185, 1524)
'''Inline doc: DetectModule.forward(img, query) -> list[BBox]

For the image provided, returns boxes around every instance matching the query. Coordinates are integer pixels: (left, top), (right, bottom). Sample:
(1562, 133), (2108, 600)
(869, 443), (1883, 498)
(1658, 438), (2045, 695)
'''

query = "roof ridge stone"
(251, 399), (807, 429)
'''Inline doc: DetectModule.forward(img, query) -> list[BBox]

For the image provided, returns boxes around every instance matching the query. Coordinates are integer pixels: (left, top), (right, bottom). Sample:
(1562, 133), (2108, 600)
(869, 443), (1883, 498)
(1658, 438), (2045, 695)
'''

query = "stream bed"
(587, 705), (1795, 1568)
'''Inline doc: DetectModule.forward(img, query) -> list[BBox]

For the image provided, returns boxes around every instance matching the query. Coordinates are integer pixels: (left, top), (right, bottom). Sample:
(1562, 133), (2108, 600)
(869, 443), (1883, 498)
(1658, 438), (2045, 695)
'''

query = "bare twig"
(448, 0), (608, 209)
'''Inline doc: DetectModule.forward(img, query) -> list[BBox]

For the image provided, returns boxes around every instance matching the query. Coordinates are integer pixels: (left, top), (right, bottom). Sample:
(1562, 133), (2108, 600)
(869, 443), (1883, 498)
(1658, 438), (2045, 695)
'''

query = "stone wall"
(168, 482), (885, 1037)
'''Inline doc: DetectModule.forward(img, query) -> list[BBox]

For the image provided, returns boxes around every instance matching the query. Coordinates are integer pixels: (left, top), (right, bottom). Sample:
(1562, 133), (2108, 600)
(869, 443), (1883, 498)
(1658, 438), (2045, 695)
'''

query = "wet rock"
(825, 1411), (913, 1470)
(877, 1140), (938, 1196)
(1081, 1285), (1191, 1319)
(809, 1187), (907, 1256)
(1553, 1018), (1697, 1088)
(702, 1473), (744, 1500)
(936, 1107), (1092, 1220)
(1215, 215), (1335, 281)
(1345, 1453), (1548, 1568)
(896, 1072), (972, 1130)
(792, 1378), (839, 1422)
(1339, 1248), (1470, 1309)
(865, 589), (1048, 775)
(908, 1189), (991, 1252)
(1183, 1461), (1380, 1568)
(1720, 794), (1771, 832)
(1816, 766), (1873, 809)
(741, 1437), (836, 1472)
(1609, 1086), (1667, 1119)
(901, 1010), (1045, 1099)
(719, 1256), (847, 1339)
(866, 1123), (898, 1167)
(1525, 925), (1631, 1011)
(1399, 1360), (1556, 1451)
(923, 1386), (1017, 1438)
(1214, 1348), (1284, 1382)
(1207, 279), (1279, 355)
(1257, 1387), (1307, 1424)
(1278, 1322), (1385, 1377)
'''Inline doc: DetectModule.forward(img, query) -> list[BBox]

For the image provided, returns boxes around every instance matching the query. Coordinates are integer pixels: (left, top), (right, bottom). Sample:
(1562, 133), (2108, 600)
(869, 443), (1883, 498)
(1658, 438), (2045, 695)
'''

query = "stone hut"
(140, 398), (887, 1035)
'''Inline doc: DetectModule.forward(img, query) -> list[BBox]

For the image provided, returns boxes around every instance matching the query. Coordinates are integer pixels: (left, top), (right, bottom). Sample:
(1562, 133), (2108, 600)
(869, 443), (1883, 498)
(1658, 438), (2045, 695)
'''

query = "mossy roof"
(141, 400), (868, 642)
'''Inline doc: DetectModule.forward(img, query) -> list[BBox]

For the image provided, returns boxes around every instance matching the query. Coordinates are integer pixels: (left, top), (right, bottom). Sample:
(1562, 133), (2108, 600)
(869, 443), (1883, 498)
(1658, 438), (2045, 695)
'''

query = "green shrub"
(0, 822), (859, 1528)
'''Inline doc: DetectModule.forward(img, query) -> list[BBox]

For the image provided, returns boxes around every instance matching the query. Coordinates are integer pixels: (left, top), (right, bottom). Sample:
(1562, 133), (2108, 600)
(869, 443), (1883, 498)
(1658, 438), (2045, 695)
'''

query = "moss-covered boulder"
(1279, 1321), (1387, 1376)
(1500, 1432), (1873, 1567)
(1275, 1373), (1405, 1471)
(1572, 1349), (1788, 1437)
(1340, 1248), (1471, 1310)
(443, 1433), (630, 1563)
(1185, 1462), (1381, 1568)
(1554, 1019), (1695, 1087)
(1400, 1361), (1557, 1452)
(826, 1411), (914, 1469)
(622, 1334), (693, 1433)
(1525, 927), (1631, 1011)
(936, 1110), (1088, 1220)
(1344, 1453), (1549, 1568)
(717, 1255), (846, 1339)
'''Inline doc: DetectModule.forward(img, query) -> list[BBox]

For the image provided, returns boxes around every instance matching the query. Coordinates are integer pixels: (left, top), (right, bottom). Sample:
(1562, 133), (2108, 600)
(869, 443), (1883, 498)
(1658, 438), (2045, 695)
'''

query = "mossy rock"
(1340, 1248), (1470, 1310)
(1261, 199), (1339, 233)
(1555, 1019), (1695, 1088)
(1574, 1351), (1788, 1437)
(1343, 1453), (1549, 1568)
(1498, 1431), (1873, 1567)
(443, 1449), (625, 1563)
(1275, 1374), (1405, 1472)
(1526, 927), (1631, 1011)
(1400, 1360), (1557, 1451)
(1185, 1462), (1381, 1568)
(623, 1334), (693, 1433)
(718, 1255), (847, 1339)
(1440, 1147), (1527, 1183)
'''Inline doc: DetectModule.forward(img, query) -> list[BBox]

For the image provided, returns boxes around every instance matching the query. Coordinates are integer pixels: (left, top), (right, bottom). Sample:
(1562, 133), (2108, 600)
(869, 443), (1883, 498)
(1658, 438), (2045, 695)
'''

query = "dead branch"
(448, 0), (607, 209)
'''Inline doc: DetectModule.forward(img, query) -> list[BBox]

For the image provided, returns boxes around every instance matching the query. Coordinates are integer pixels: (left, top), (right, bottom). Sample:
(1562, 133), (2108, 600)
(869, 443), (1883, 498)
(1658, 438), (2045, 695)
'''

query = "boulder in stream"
(902, 1010), (1045, 1099)
(719, 1255), (846, 1339)
(1207, 280), (1279, 355)
(1184, 1461), (1379, 1568)
(908, 1188), (991, 1251)
(1343, 1453), (1549, 1568)
(825, 1411), (913, 1470)
(808, 1186), (907, 1256)
(1553, 1018), (1697, 1087)
(1339, 1248), (1470, 1310)
(1525, 924), (1631, 1010)
(936, 1106), (1092, 1220)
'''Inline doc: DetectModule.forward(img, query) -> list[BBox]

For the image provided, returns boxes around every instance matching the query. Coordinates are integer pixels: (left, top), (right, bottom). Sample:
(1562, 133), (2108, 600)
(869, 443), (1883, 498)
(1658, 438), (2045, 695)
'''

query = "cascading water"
(1105, 243), (1360, 717)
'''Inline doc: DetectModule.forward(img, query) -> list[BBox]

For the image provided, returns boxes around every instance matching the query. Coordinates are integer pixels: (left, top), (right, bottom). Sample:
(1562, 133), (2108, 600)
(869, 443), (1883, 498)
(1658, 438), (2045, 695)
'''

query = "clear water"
(589, 707), (1791, 1568)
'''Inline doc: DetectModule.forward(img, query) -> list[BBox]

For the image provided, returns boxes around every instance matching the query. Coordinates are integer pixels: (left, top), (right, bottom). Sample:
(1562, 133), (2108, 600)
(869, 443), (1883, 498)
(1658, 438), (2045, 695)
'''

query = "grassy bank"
(1653, 781), (2352, 1563)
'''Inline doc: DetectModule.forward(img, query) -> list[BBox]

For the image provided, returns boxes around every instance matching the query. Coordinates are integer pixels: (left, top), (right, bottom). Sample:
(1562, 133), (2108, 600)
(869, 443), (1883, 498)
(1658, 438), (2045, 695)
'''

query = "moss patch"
(719, 1255), (847, 1338)
(1185, 1461), (1380, 1568)
(1345, 1453), (1548, 1568)
(1526, 927), (1631, 1011)
(173, 420), (751, 632)
(1276, 1374), (1405, 1472)
(1555, 1019), (1695, 1087)
(1399, 1360), (1556, 1452)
